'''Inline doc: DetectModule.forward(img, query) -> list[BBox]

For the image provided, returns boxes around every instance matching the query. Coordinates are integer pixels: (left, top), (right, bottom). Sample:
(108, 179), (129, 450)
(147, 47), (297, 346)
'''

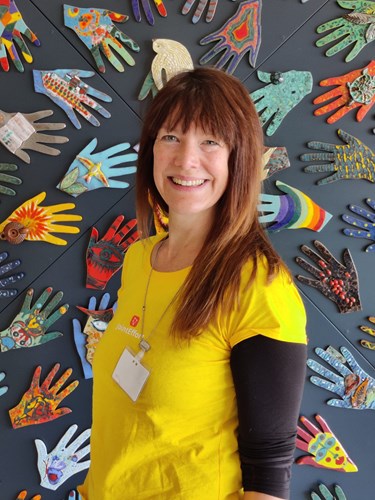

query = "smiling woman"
(79, 68), (307, 500)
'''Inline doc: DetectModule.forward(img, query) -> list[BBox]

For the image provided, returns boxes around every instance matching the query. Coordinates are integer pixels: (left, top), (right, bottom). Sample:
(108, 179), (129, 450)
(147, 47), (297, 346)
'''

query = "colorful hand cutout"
(132, 0), (167, 25)
(33, 69), (112, 129)
(258, 180), (332, 232)
(316, 0), (375, 62)
(9, 363), (79, 428)
(0, 192), (82, 245)
(67, 491), (83, 500)
(139, 39), (193, 100)
(86, 215), (139, 290)
(301, 129), (375, 184)
(0, 287), (67, 352)
(63, 5), (140, 73)
(0, 251), (24, 298)
(359, 315), (375, 350)
(307, 346), (375, 410)
(262, 146), (290, 179)
(296, 240), (361, 313)
(182, 0), (220, 23)
(36, 424), (90, 490)
(342, 198), (375, 251)
(74, 293), (115, 378)
(314, 61), (375, 123)
(57, 139), (137, 197)
(310, 483), (347, 500)
(0, 109), (68, 164)
(0, 0), (40, 72)
(200, 0), (262, 74)
(250, 70), (313, 136)
(16, 491), (41, 500)
(0, 163), (21, 196)
(0, 370), (8, 396)
(296, 414), (358, 472)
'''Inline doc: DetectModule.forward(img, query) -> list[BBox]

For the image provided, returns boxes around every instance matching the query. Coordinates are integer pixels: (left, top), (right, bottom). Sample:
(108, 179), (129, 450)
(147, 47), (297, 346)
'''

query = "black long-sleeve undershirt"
(230, 335), (307, 499)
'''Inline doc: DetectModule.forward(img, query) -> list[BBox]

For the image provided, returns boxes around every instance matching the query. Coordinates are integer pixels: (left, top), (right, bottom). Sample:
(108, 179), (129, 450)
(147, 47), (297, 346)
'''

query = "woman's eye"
(162, 135), (178, 142)
(203, 140), (220, 146)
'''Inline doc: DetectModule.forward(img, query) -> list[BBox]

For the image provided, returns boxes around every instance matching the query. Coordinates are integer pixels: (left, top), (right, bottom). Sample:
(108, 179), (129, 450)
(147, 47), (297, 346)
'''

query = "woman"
(79, 68), (307, 500)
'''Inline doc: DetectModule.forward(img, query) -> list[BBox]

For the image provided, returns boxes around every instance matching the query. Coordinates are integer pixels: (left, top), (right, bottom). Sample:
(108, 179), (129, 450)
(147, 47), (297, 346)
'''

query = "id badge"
(112, 347), (150, 402)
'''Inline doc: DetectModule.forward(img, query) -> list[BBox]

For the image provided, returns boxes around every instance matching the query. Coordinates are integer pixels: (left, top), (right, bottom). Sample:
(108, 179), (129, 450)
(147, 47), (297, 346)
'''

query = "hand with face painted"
(86, 215), (139, 290)
(0, 287), (68, 352)
(307, 346), (375, 409)
(296, 414), (358, 472)
(35, 424), (90, 490)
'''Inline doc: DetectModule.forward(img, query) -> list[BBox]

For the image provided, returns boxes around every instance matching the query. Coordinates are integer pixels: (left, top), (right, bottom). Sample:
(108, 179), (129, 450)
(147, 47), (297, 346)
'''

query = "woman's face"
(153, 122), (230, 219)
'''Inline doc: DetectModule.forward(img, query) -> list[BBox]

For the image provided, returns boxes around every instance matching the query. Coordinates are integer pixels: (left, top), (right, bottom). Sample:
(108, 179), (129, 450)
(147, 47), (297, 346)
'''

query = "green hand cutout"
(0, 287), (68, 352)
(250, 70), (313, 136)
(301, 129), (375, 184)
(316, 0), (375, 62)
(0, 163), (21, 196)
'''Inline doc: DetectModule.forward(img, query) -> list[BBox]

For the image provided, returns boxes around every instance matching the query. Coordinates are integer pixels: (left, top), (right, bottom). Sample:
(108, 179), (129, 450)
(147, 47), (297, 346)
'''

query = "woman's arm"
(230, 335), (307, 500)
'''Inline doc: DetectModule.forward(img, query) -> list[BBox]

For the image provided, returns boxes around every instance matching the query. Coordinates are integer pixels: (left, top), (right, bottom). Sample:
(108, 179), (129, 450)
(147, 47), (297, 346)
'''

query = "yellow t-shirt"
(79, 234), (306, 500)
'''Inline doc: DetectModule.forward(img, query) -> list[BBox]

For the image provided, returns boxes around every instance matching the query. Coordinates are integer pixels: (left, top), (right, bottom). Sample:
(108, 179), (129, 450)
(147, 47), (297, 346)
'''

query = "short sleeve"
(225, 259), (307, 348)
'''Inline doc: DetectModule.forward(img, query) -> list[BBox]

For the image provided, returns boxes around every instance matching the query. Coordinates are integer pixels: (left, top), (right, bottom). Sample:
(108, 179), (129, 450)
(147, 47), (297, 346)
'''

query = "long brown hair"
(137, 67), (283, 339)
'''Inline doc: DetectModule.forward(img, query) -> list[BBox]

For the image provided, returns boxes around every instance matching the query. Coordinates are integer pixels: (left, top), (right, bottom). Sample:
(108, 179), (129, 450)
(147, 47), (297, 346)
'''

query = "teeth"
(172, 177), (205, 186)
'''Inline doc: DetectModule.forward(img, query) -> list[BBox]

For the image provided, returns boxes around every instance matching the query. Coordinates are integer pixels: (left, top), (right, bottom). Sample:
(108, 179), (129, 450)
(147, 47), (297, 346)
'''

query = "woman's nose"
(174, 142), (199, 169)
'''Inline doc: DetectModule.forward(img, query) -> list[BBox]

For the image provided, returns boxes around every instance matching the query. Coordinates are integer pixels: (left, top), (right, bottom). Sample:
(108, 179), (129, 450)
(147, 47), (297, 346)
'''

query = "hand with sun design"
(0, 192), (82, 245)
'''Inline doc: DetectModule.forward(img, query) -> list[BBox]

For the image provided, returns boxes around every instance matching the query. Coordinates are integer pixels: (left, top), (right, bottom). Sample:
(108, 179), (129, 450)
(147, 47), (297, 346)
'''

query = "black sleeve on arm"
(230, 335), (307, 499)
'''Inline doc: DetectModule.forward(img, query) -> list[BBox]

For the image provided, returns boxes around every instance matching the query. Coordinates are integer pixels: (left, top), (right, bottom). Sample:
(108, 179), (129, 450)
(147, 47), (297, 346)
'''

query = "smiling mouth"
(171, 177), (206, 187)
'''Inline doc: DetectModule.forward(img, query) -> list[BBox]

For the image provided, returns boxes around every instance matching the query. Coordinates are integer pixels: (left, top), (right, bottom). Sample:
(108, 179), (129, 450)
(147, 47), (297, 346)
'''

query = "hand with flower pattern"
(200, 0), (262, 74)
(307, 346), (375, 409)
(0, 192), (82, 245)
(0, 109), (68, 164)
(9, 363), (79, 428)
(314, 61), (375, 123)
(296, 414), (358, 472)
(36, 424), (91, 490)
(0, 0), (41, 72)
(296, 240), (361, 313)
(0, 163), (21, 196)
(0, 287), (68, 352)
(316, 0), (375, 62)
(33, 69), (112, 129)
(63, 5), (140, 73)
(132, 0), (167, 25)
(86, 215), (139, 289)
(0, 251), (24, 298)
(301, 129), (375, 184)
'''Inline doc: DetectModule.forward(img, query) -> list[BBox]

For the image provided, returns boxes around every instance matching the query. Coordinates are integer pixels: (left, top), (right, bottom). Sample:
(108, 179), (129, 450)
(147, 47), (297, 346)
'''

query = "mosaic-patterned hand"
(258, 180), (332, 232)
(314, 61), (375, 123)
(86, 215), (139, 290)
(0, 287), (68, 351)
(36, 424), (91, 490)
(57, 139), (137, 197)
(0, 109), (68, 164)
(33, 69), (112, 129)
(9, 363), (79, 428)
(301, 129), (375, 184)
(132, 0), (167, 25)
(250, 70), (313, 136)
(73, 293), (115, 379)
(316, 0), (375, 62)
(342, 198), (375, 251)
(307, 346), (375, 409)
(295, 240), (361, 313)
(0, 192), (82, 245)
(296, 414), (358, 472)
(0, 163), (21, 196)
(0, 251), (24, 298)
(0, 0), (40, 72)
(64, 5), (140, 73)
(310, 483), (347, 500)
(200, 0), (262, 74)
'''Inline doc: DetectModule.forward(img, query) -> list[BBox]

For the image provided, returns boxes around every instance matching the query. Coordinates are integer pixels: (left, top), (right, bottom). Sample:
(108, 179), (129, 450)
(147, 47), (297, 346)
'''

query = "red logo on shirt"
(130, 315), (140, 327)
